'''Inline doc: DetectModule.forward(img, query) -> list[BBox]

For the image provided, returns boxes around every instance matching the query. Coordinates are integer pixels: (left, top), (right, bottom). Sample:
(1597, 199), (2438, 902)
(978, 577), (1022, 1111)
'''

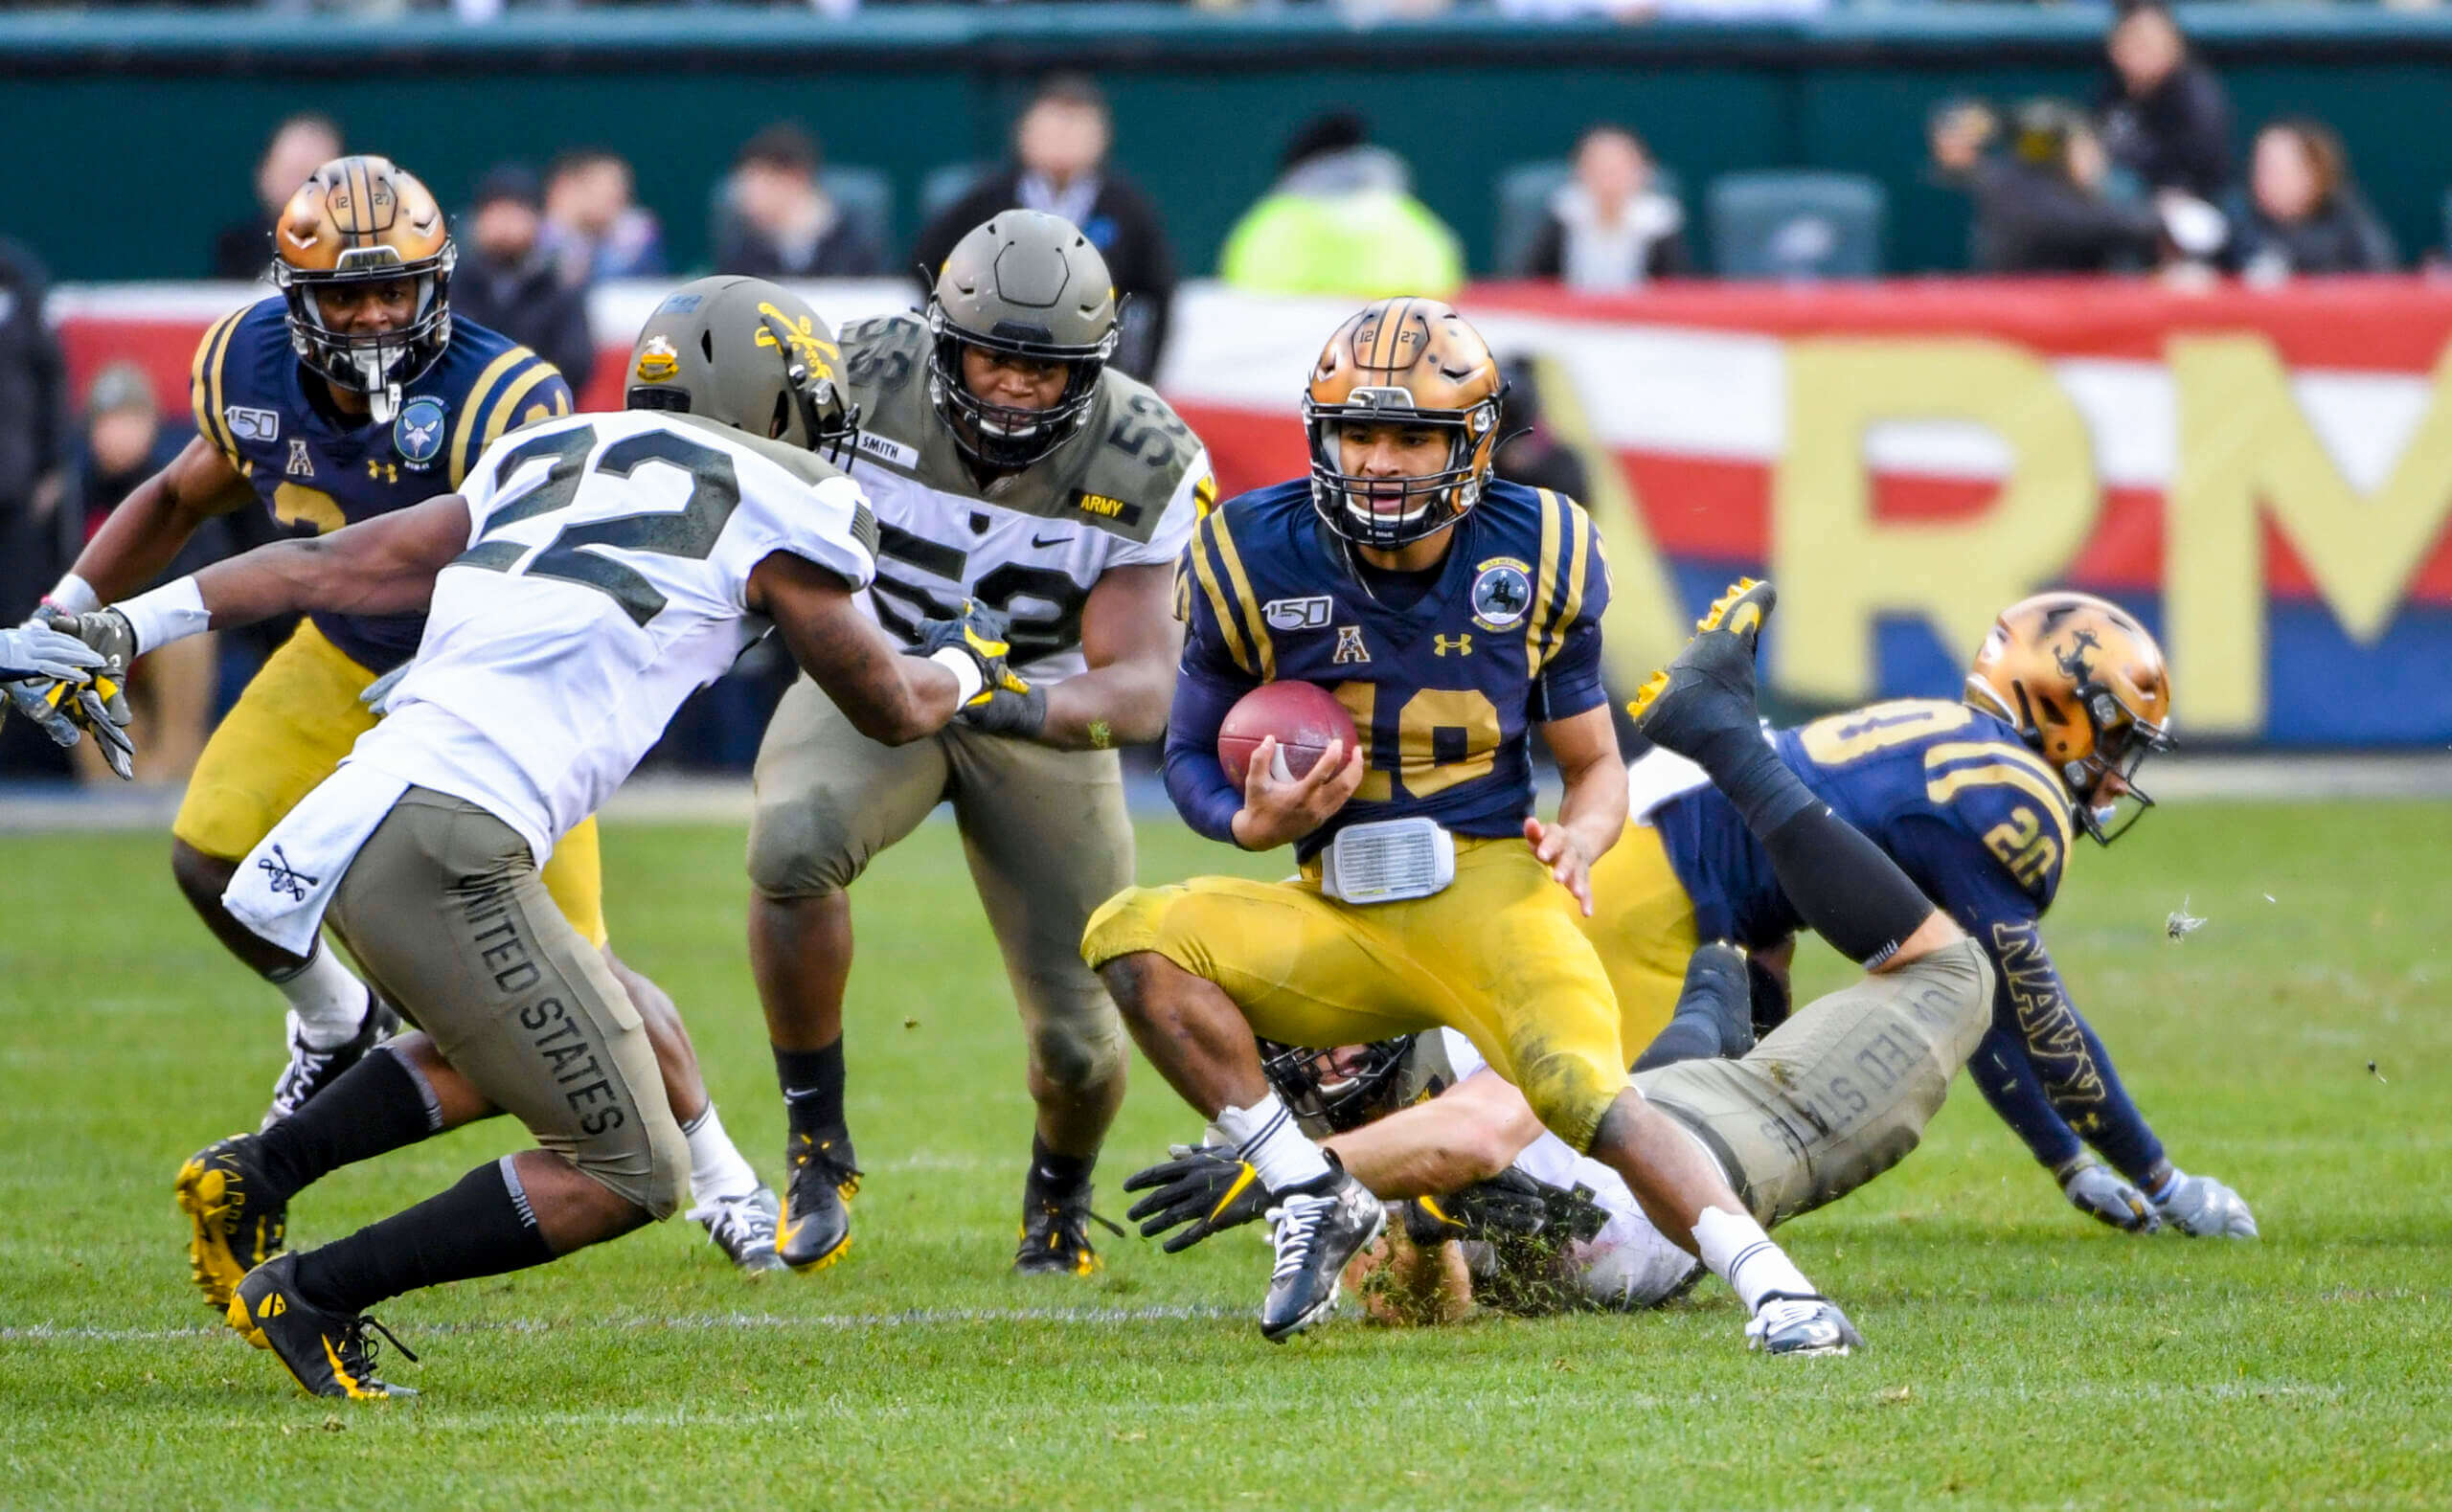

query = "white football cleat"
(1746, 1293), (1865, 1357)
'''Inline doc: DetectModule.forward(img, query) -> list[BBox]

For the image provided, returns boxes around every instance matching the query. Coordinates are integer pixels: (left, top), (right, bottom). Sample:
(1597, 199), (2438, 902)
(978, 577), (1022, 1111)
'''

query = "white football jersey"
(1436, 1030), (1707, 1310)
(352, 411), (875, 860)
(851, 453), (1203, 680)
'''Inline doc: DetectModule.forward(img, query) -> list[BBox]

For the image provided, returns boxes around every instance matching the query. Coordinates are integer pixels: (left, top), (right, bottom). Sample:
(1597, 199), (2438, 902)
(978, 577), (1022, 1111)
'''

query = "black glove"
(959, 680), (1048, 739)
(1122, 1143), (1268, 1253)
(911, 600), (1021, 710)
(1403, 1167), (1555, 1247)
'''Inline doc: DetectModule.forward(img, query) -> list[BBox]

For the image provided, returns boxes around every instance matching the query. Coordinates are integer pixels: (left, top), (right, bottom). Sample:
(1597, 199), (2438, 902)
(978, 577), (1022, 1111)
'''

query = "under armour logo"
(1433, 633), (1472, 657)
(257, 845), (318, 902)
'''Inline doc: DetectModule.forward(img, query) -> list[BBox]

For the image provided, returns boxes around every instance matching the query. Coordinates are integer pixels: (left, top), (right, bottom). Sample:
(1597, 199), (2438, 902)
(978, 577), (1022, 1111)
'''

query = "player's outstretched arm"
(965, 562), (1183, 750)
(47, 493), (476, 664)
(1324, 1069), (1545, 1200)
(1532, 706), (1630, 916)
(50, 435), (256, 611)
(752, 551), (994, 746)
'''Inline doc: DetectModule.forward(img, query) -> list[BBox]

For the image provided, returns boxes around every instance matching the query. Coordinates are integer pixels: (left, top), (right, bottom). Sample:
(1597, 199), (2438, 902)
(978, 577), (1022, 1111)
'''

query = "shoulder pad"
(1073, 372), (1206, 498)
(1918, 732), (2075, 906)
(841, 312), (929, 402)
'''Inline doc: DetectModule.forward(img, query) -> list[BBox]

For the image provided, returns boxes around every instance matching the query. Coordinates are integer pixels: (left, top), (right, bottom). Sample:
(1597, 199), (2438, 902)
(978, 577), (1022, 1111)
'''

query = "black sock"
(774, 1040), (848, 1142)
(1632, 1012), (1725, 1072)
(1687, 722), (1822, 839)
(253, 1045), (440, 1203)
(292, 1159), (556, 1316)
(1760, 805), (1936, 969)
(1027, 1133), (1095, 1199)
(1634, 945), (1751, 1072)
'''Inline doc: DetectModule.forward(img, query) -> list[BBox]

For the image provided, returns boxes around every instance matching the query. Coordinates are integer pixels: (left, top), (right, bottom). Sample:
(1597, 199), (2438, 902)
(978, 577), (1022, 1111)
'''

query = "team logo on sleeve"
(225, 405), (280, 443)
(1469, 557), (1534, 631)
(392, 395), (448, 470)
(1263, 596), (1332, 632)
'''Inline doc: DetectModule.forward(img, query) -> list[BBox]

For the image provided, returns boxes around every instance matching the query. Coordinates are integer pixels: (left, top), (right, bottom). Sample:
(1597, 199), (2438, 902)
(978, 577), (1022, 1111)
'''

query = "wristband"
(115, 577), (211, 655)
(46, 573), (101, 617)
(927, 645), (985, 707)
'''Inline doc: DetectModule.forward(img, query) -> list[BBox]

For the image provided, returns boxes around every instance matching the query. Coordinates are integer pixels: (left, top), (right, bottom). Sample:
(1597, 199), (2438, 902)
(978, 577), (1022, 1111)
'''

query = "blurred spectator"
(209, 113), (342, 282)
(453, 163), (599, 391)
(2222, 119), (2397, 280)
(913, 76), (1178, 381)
(1491, 356), (1591, 502)
(715, 124), (884, 280)
(1218, 111), (1464, 298)
(1969, 101), (2168, 274)
(543, 148), (666, 285)
(1522, 124), (1691, 291)
(62, 364), (221, 785)
(1927, 98), (2000, 186)
(2099, 1), (2234, 200)
(0, 236), (64, 627)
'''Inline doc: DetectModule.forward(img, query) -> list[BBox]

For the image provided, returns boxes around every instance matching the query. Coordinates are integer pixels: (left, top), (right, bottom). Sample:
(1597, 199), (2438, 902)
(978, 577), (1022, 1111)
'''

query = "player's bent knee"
(1892, 937), (1997, 1054)
(1519, 1051), (1623, 1156)
(744, 801), (861, 901)
(1079, 885), (1185, 971)
(169, 840), (238, 914)
(573, 1105), (690, 1222)
(1028, 1012), (1127, 1094)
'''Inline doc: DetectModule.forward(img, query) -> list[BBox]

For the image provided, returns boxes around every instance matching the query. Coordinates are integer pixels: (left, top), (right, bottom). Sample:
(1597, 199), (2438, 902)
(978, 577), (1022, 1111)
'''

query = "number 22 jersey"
(354, 411), (877, 862)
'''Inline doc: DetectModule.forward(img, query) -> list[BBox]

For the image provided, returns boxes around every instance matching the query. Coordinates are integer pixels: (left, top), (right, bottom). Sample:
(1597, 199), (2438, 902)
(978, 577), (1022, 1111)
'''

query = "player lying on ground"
(1614, 592), (2253, 1237)
(1127, 932), (1989, 1321)
(744, 211), (1211, 1277)
(1081, 298), (1977, 1352)
(28, 154), (782, 1271)
(41, 278), (1018, 1399)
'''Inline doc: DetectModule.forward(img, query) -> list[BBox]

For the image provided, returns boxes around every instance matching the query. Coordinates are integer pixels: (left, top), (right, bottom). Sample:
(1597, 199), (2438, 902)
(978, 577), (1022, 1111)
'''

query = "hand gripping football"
(1217, 680), (1358, 787)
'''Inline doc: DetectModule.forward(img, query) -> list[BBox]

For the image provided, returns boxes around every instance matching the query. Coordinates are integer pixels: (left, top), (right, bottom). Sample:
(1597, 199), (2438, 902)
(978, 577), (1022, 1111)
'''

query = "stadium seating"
(1491, 159), (1686, 279)
(1706, 169), (1886, 281)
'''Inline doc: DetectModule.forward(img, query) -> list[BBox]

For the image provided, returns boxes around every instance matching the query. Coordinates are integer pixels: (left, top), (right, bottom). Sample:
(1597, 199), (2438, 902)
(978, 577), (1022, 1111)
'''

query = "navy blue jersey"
(1654, 698), (2073, 949)
(1164, 478), (1611, 859)
(190, 296), (574, 673)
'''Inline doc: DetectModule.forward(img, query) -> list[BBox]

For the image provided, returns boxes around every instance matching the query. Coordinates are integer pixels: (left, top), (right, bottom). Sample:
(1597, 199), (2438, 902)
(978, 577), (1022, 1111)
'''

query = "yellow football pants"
(1082, 836), (1629, 1152)
(172, 619), (610, 947)
(1580, 821), (1703, 1055)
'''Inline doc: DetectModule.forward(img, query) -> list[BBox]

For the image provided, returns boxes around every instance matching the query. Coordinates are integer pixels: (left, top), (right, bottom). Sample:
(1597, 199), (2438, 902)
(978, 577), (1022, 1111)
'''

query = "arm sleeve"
(1889, 815), (2168, 1183)
(1160, 538), (1260, 846)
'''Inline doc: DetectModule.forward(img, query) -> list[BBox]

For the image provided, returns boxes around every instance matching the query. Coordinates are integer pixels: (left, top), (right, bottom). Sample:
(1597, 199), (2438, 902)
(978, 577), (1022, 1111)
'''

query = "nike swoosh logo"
(1032, 532), (1070, 549)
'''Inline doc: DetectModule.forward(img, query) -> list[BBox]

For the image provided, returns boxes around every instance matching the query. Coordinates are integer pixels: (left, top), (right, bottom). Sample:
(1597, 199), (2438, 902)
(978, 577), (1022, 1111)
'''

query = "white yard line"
(0, 1302), (1244, 1345)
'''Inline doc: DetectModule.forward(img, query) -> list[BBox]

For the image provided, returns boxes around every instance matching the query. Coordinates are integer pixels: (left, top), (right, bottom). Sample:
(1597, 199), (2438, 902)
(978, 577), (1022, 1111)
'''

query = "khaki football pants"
(1636, 937), (1996, 1229)
(747, 677), (1134, 1095)
(329, 788), (686, 1218)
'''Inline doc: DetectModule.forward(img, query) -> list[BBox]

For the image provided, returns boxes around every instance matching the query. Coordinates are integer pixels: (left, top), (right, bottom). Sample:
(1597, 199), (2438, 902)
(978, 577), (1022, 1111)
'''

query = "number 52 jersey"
(834, 312), (1211, 676)
(358, 411), (878, 863)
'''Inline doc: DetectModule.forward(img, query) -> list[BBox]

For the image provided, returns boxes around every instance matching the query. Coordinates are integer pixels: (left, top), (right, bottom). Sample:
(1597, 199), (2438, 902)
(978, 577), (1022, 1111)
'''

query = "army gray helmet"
(926, 210), (1120, 470)
(625, 275), (858, 463)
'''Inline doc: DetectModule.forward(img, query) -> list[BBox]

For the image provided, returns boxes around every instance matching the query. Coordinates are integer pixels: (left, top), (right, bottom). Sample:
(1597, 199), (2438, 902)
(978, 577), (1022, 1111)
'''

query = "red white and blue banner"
(55, 277), (2452, 746)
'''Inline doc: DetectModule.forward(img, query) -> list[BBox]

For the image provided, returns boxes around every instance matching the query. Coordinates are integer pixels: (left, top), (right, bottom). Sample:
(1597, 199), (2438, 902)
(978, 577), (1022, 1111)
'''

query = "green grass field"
(4, 800), (2449, 1509)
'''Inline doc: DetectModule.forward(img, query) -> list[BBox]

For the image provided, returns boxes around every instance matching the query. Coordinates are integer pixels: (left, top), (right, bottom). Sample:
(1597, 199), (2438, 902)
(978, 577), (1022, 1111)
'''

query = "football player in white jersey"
(41, 278), (1018, 1399)
(744, 211), (1212, 1277)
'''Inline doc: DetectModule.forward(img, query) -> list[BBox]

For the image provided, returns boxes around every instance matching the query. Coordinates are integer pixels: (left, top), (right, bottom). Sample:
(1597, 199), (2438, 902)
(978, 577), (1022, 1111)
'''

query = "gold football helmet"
(1966, 591), (2174, 843)
(270, 155), (456, 422)
(1302, 298), (1504, 550)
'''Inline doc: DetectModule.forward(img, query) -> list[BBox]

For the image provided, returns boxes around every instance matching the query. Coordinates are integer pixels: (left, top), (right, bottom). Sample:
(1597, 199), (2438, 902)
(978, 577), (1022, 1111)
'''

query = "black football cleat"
(777, 1133), (860, 1274)
(1013, 1166), (1125, 1277)
(1259, 1159), (1386, 1342)
(1624, 577), (1777, 762)
(261, 994), (403, 1132)
(174, 1134), (288, 1313)
(228, 1253), (418, 1399)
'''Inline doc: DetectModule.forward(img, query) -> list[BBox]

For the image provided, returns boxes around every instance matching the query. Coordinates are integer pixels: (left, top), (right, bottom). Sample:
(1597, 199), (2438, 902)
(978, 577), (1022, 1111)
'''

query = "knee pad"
(576, 1106), (690, 1222)
(637, 1113), (691, 1222)
(744, 797), (856, 900)
(1027, 1004), (1127, 1094)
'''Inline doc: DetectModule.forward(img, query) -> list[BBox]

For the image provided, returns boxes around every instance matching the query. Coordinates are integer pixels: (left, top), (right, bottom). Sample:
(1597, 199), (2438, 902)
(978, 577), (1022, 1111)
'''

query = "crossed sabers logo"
(754, 303), (840, 381)
(258, 844), (320, 903)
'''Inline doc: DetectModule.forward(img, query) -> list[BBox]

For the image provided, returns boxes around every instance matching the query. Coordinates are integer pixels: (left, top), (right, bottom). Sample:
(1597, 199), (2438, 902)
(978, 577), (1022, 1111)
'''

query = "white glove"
(2057, 1155), (2160, 1233)
(2155, 1171), (2258, 1239)
(0, 621), (106, 685)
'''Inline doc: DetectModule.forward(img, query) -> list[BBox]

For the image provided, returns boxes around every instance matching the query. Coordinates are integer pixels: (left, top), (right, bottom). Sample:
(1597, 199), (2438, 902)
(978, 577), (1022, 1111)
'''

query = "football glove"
(2154, 1171), (2258, 1239)
(22, 609), (135, 778)
(958, 680), (1048, 739)
(0, 621), (107, 685)
(1402, 1168), (1608, 1248)
(1123, 1143), (1268, 1253)
(2057, 1154), (2161, 1233)
(911, 600), (1022, 710)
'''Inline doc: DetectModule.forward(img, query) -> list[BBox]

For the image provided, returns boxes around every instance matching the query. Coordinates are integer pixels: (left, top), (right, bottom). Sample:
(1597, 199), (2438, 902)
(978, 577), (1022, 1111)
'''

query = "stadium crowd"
(0, 0), (2425, 781)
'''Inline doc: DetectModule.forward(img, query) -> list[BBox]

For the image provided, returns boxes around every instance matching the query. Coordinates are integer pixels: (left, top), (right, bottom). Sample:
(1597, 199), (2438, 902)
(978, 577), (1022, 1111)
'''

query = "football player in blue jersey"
(36, 155), (783, 1280)
(1615, 591), (2254, 1237)
(1083, 301), (1993, 1351)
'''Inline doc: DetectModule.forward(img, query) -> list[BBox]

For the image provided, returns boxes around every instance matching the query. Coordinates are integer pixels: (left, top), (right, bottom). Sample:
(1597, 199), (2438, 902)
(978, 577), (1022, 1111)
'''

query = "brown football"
(1217, 680), (1359, 787)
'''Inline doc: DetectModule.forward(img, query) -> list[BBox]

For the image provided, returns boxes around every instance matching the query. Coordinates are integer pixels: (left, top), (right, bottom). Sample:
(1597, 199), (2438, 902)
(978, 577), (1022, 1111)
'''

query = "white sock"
(1214, 1093), (1333, 1194)
(269, 942), (373, 1051)
(683, 1104), (761, 1204)
(1692, 1206), (1817, 1315)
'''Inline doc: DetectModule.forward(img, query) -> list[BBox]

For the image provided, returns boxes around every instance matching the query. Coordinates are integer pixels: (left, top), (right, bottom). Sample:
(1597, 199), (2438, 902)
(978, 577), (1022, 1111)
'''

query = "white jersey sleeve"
(1105, 445), (1210, 570)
